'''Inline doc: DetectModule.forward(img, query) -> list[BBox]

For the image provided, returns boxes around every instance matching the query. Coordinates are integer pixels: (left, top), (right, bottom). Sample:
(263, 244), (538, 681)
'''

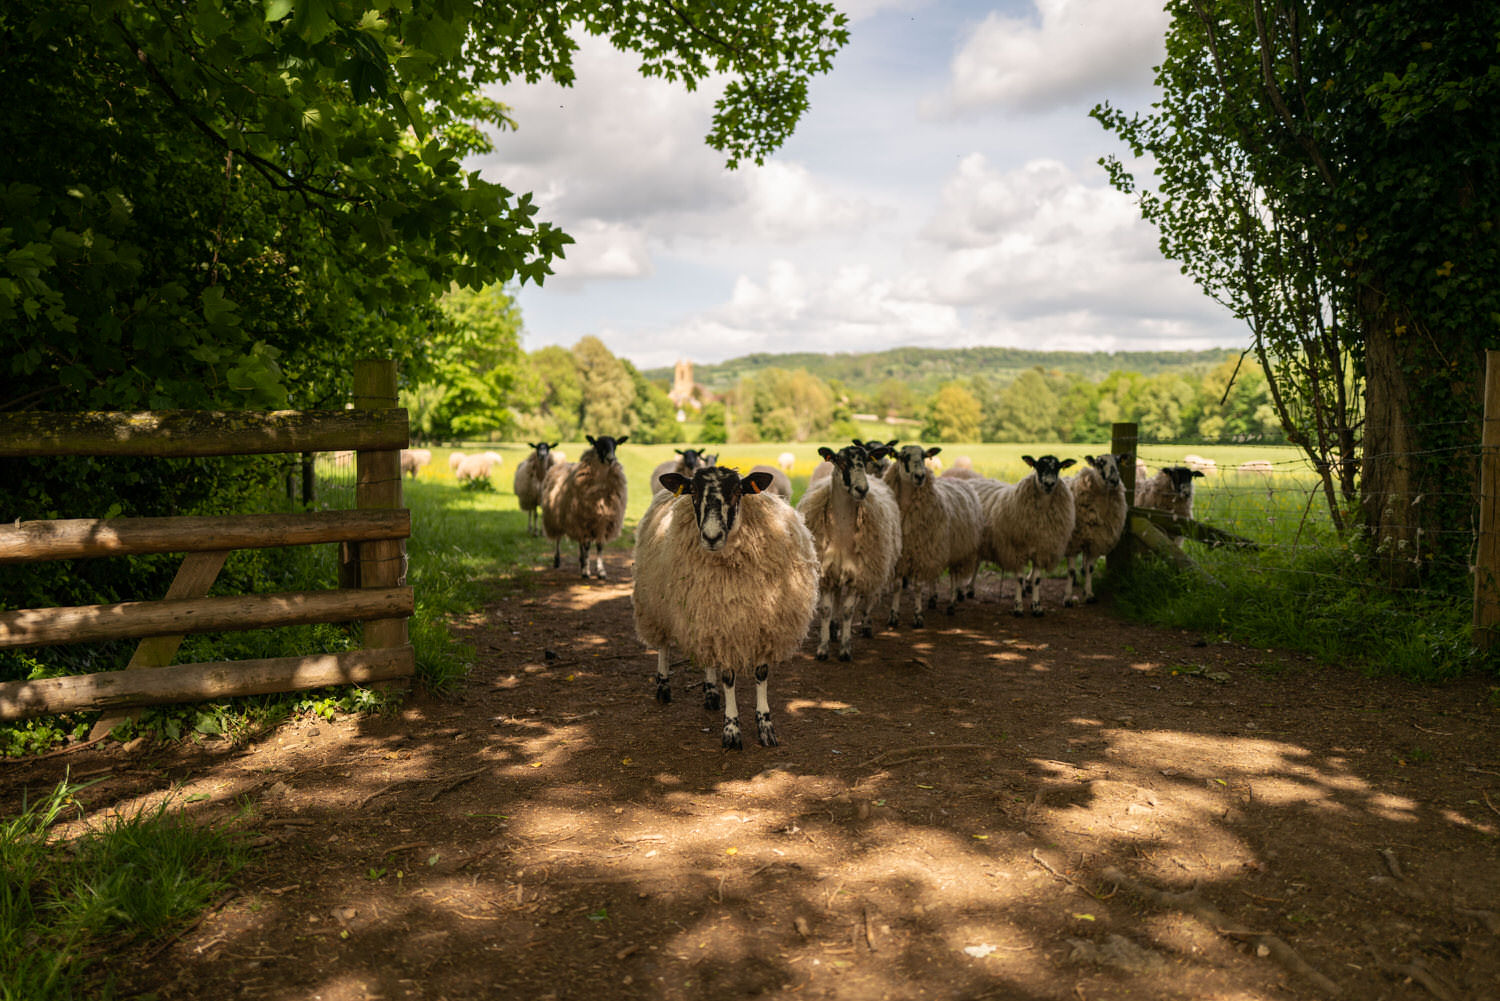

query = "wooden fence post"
(1107, 422), (1140, 577)
(353, 360), (410, 666)
(1474, 351), (1500, 650)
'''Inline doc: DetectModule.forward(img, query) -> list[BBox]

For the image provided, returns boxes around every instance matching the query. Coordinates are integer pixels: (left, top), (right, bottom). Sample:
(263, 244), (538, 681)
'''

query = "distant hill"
(643, 346), (1243, 397)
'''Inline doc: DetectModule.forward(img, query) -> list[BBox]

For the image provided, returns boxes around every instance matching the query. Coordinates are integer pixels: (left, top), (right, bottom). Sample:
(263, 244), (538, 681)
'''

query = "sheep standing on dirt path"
(1061, 454), (1128, 607)
(542, 434), (629, 579)
(970, 455), (1077, 616)
(882, 444), (982, 628)
(513, 441), (560, 536)
(633, 466), (819, 749)
(796, 445), (902, 661)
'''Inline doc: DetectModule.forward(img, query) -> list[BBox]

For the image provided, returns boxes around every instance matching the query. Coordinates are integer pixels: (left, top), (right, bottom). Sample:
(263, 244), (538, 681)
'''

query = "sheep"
(513, 441), (560, 536)
(795, 445), (902, 661)
(1238, 459), (1274, 476)
(952, 455), (974, 472)
(940, 466), (982, 481)
(448, 451), (466, 473)
(856, 439), (899, 478)
(633, 465), (820, 749)
(1061, 454), (1128, 607)
(649, 448), (718, 495)
(455, 451), (501, 483)
(1135, 465), (1205, 546)
(881, 444), (982, 628)
(749, 464), (792, 501)
(969, 455), (1077, 616)
(777, 451), (796, 474)
(400, 448), (432, 479)
(541, 434), (629, 579)
(1184, 453), (1217, 475)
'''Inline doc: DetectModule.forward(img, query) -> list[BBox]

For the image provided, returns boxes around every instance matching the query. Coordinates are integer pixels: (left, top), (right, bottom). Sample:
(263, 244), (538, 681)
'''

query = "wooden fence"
(0, 360), (413, 722)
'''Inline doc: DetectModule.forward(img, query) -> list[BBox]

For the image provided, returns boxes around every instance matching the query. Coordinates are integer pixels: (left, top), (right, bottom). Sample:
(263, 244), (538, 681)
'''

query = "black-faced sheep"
(969, 455), (1077, 616)
(796, 445), (902, 661)
(1061, 453), (1128, 606)
(633, 466), (820, 749)
(1136, 465), (1205, 546)
(648, 448), (717, 496)
(513, 441), (560, 536)
(541, 434), (629, 578)
(882, 444), (982, 628)
(749, 464), (793, 501)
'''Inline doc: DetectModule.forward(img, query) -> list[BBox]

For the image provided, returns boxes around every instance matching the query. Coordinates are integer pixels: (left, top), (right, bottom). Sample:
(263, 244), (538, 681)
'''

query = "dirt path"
(5, 554), (1499, 1001)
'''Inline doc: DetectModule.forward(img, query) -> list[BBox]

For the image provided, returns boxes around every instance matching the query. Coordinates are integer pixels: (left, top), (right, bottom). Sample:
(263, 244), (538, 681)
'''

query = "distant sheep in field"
(778, 451), (796, 474)
(1061, 454), (1128, 607)
(940, 466), (982, 481)
(882, 445), (983, 627)
(633, 466), (819, 749)
(513, 441), (560, 536)
(1136, 465), (1205, 546)
(449, 451), (465, 473)
(1238, 459), (1274, 476)
(1184, 454), (1217, 474)
(969, 455), (1077, 616)
(649, 448), (717, 495)
(456, 451), (502, 483)
(542, 434), (629, 578)
(749, 464), (793, 501)
(796, 445), (902, 661)
(400, 448), (432, 478)
(952, 455), (974, 471)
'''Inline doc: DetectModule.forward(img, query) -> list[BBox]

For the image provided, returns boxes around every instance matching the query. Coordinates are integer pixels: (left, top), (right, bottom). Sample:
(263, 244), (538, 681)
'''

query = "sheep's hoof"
(655, 680), (671, 704)
(887, 613), (899, 629)
(838, 649), (852, 662)
(1063, 597), (1077, 608)
(861, 625), (873, 638)
(552, 554), (561, 568)
(722, 719), (744, 750)
(756, 713), (778, 747)
(815, 649), (829, 661)
(1032, 608), (1045, 618)
(912, 614), (925, 629)
(702, 684), (722, 712)
(1085, 594), (1098, 605)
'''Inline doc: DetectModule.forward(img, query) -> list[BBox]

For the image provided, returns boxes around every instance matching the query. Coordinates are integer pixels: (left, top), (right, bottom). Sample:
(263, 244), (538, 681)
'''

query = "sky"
(468, 0), (1249, 372)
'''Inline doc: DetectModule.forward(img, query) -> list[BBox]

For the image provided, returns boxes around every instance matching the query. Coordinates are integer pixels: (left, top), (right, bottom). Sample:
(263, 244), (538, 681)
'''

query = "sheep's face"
(1085, 453), (1123, 488)
(1162, 466), (1204, 500)
(820, 445), (870, 501)
(893, 445), (939, 487)
(586, 434), (627, 465)
(676, 448), (706, 471)
(856, 439), (898, 477)
(1022, 454), (1077, 493)
(530, 441), (557, 465)
(660, 467), (775, 552)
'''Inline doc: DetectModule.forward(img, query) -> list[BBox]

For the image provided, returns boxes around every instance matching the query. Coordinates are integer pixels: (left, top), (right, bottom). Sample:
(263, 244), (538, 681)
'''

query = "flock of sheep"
(508, 437), (1207, 751)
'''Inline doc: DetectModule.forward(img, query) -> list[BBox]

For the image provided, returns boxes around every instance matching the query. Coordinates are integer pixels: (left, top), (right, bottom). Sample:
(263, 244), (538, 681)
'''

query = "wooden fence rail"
(0, 359), (412, 723)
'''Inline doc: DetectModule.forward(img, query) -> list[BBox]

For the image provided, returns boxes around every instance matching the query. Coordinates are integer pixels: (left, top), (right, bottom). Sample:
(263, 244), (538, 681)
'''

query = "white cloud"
(940, 0), (1167, 113)
(548, 220), (652, 281)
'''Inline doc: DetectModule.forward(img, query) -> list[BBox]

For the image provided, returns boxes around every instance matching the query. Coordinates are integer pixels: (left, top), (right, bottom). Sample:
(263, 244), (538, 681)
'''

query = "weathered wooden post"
(353, 360), (410, 666)
(1474, 351), (1500, 650)
(1107, 421), (1140, 576)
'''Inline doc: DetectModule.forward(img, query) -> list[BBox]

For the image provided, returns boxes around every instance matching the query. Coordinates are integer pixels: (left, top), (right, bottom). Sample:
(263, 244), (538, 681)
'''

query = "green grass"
(0, 780), (248, 1000)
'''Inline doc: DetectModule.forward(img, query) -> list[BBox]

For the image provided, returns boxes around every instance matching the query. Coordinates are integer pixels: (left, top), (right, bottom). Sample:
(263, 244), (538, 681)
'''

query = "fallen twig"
(0, 732), (114, 763)
(426, 766), (486, 802)
(856, 743), (995, 769)
(1367, 947), (1457, 1001)
(1102, 866), (1341, 996)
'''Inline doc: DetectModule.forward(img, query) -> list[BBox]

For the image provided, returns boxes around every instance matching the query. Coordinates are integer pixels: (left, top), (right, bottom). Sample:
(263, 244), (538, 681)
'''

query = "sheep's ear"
(1083, 454), (1095, 465)
(616, 435), (629, 446)
(659, 473), (691, 496)
(1060, 458), (1077, 470)
(925, 447), (942, 458)
(587, 435), (598, 447)
(1192, 469), (1205, 478)
(550, 442), (559, 449)
(744, 471), (775, 494)
(675, 448), (687, 456)
(819, 446), (836, 461)
(1022, 455), (1037, 467)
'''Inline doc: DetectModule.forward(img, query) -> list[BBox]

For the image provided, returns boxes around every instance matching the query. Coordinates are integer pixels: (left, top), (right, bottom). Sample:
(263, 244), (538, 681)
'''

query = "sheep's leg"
(963, 562), (980, 600)
(912, 580), (927, 628)
(720, 667), (742, 750)
(1029, 564), (1046, 616)
(815, 589), (834, 661)
(837, 591), (859, 661)
(654, 648), (672, 704)
(592, 542), (607, 579)
(702, 665), (722, 711)
(552, 538), (561, 569)
(1012, 570), (1027, 616)
(1063, 555), (1079, 608)
(861, 590), (880, 638)
(754, 663), (778, 746)
(888, 578), (905, 629)
(576, 541), (589, 578)
(1083, 554), (1098, 603)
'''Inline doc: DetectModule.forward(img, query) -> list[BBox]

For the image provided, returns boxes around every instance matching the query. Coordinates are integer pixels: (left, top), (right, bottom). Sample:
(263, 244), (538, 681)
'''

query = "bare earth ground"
(5, 553), (1500, 1001)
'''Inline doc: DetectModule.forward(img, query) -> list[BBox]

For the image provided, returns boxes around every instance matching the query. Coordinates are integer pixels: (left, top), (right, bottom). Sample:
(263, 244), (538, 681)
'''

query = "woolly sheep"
(633, 466), (820, 749)
(777, 451), (796, 474)
(939, 466), (982, 481)
(952, 455), (974, 471)
(1238, 459), (1274, 476)
(542, 434), (629, 578)
(796, 445), (902, 661)
(1061, 454), (1128, 607)
(455, 451), (501, 483)
(1184, 453), (1217, 474)
(1135, 465), (1204, 547)
(969, 455), (1077, 616)
(856, 439), (898, 478)
(513, 441), (560, 537)
(882, 444), (982, 628)
(448, 451), (466, 473)
(400, 448), (432, 478)
(649, 448), (717, 496)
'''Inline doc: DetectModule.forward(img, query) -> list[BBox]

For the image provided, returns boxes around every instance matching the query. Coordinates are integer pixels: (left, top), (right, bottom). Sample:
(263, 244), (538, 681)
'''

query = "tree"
(924, 381), (983, 442)
(1094, 1), (1500, 573)
(513, 346), (583, 442)
(698, 402), (728, 444)
(622, 360), (678, 444)
(738, 368), (836, 441)
(573, 336), (635, 436)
